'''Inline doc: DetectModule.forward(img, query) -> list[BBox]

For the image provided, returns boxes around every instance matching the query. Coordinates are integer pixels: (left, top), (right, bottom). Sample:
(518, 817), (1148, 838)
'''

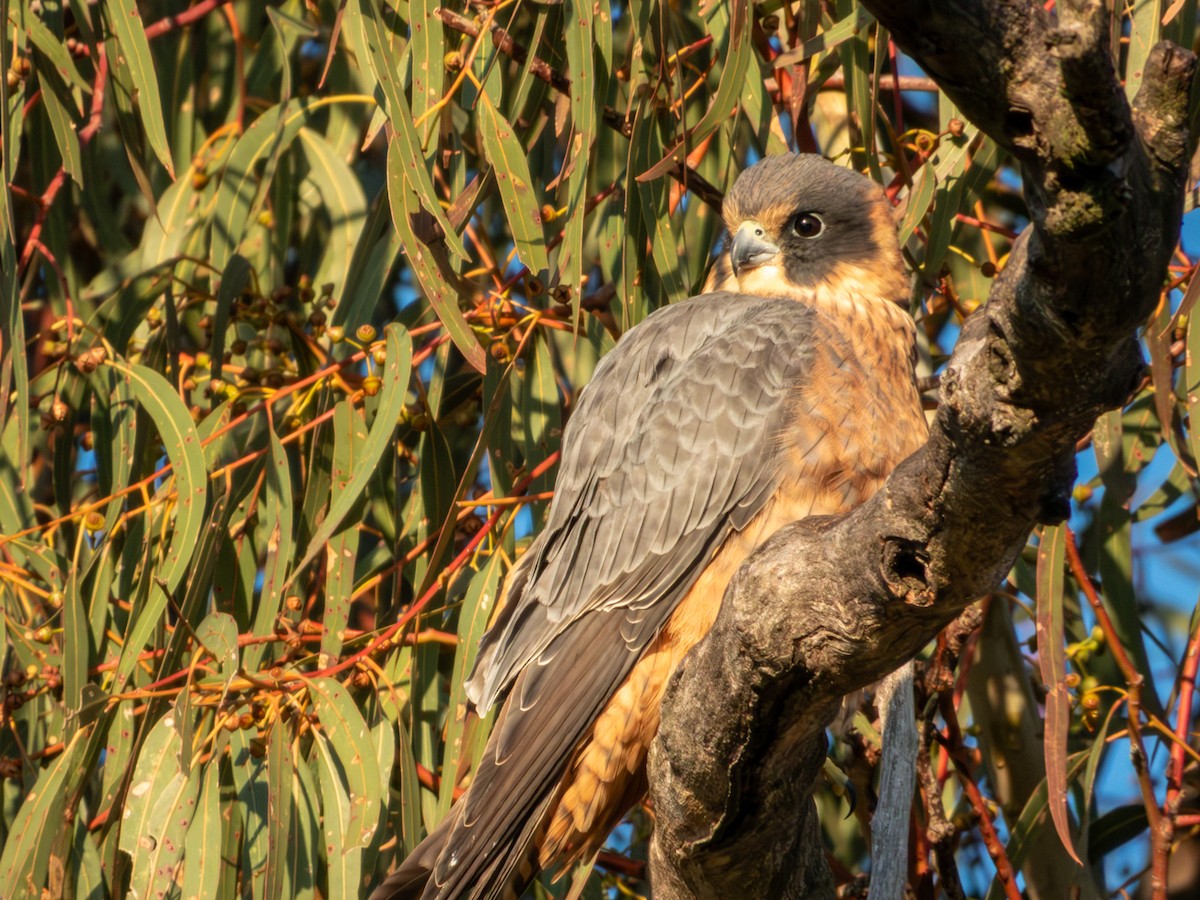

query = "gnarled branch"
(648, 3), (1196, 897)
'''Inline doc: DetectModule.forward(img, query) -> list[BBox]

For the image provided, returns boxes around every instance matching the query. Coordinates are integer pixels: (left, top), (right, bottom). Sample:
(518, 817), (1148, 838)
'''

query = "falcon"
(372, 153), (928, 900)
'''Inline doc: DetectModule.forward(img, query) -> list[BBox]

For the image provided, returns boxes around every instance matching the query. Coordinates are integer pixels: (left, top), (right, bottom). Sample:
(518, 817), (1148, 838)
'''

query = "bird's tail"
(369, 812), (456, 900)
(369, 803), (550, 900)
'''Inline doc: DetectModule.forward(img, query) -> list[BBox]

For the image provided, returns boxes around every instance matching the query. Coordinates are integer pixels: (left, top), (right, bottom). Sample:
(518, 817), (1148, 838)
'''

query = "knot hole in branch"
(1004, 106), (1036, 149)
(882, 539), (934, 607)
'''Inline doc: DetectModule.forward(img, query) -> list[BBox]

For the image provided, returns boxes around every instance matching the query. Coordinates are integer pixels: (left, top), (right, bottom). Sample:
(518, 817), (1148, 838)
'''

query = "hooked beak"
(729, 221), (781, 276)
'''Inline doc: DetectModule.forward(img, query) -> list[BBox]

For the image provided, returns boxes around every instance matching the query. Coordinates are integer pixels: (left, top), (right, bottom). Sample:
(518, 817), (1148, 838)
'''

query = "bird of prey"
(372, 153), (929, 900)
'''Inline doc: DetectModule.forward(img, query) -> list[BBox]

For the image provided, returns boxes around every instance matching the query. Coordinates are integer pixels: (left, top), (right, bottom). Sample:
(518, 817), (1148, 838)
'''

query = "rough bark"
(648, 2), (1196, 897)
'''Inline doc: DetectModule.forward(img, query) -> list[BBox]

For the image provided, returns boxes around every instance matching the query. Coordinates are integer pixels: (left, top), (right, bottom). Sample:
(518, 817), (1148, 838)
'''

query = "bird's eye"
(791, 213), (824, 239)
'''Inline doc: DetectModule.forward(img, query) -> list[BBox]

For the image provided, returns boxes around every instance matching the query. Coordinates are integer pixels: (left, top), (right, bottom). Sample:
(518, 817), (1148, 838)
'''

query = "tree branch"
(648, 2), (1196, 896)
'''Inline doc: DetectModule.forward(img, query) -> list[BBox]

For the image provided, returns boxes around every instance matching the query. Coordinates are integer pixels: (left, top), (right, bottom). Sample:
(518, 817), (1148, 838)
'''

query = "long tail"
(369, 813), (456, 900)
(369, 802), (550, 900)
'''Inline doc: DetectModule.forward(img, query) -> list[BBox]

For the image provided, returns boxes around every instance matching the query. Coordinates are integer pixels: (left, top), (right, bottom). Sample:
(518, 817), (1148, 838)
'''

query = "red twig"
(954, 212), (1018, 241)
(1064, 527), (1166, 898)
(1168, 624), (1200, 805)
(143, 0), (235, 40)
(308, 451), (563, 681)
(936, 686), (1019, 900)
(1164, 615), (1200, 877)
(952, 760), (1022, 900)
(17, 169), (65, 270)
(78, 48), (108, 143)
(19, 48), (107, 277)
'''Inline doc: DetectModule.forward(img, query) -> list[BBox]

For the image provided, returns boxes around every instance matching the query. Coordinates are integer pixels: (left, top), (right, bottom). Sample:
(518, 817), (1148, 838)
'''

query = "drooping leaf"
(1035, 524), (1082, 865)
(102, 0), (175, 177)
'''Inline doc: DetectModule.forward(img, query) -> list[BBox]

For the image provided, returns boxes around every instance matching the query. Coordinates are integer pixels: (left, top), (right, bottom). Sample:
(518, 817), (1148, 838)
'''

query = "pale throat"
(734, 259), (916, 362)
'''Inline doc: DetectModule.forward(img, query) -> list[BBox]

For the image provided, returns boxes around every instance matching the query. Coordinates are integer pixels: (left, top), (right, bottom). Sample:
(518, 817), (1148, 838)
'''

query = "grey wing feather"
(466, 292), (819, 712)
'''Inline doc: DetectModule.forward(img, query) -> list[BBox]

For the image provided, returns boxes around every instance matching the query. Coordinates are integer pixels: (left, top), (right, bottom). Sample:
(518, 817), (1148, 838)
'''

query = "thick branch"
(648, 3), (1195, 896)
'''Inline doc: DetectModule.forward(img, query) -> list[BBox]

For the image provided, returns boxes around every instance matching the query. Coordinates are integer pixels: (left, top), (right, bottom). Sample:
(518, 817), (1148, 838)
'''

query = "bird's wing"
(467, 292), (816, 711)
(417, 292), (825, 898)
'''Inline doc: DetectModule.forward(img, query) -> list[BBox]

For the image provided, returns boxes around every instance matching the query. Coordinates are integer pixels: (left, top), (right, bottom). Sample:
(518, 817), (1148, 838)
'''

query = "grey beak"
(730, 221), (780, 276)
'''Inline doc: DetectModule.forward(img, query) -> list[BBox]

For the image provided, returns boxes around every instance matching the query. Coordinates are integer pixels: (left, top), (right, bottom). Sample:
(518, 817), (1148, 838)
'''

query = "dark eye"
(791, 213), (824, 239)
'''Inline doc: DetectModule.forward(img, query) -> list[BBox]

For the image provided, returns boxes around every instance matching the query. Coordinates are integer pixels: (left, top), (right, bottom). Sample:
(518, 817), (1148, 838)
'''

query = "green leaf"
(1124, 0), (1162, 102)
(321, 401), (365, 663)
(264, 724), (295, 900)
(211, 98), (313, 272)
(0, 239), (26, 479)
(314, 735), (363, 897)
(1093, 409), (1163, 715)
(638, 0), (753, 181)
(409, 0), (444, 161)
(30, 50), (83, 186)
(897, 160), (936, 247)
(477, 90), (550, 278)
(0, 731), (88, 897)
(346, 0), (466, 259)
(438, 554), (504, 815)
(307, 677), (382, 849)
(1133, 459), (1192, 522)
(137, 138), (232, 270)
(1088, 804), (1150, 859)
(386, 138), (486, 373)
(557, 0), (600, 314)
(102, 0), (175, 177)
(26, 12), (90, 98)
(196, 611), (240, 704)
(112, 361), (208, 596)
(983, 751), (1090, 900)
(629, 107), (687, 307)
(925, 131), (1002, 278)
(772, 4), (871, 67)
(1185, 305), (1200, 477)
(288, 324), (411, 585)
(297, 128), (368, 300)
(180, 758), (224, 900)
(209, 254), (253, 383)
(230, 726), (271, 897)
(118, 712), (203, 898)
(245, 431), (295, 672)
(310, 680), (384, 895)
(286, 742), (321, 897)
(515, 332), (562, 499)
(1035, 524), (1081, 865)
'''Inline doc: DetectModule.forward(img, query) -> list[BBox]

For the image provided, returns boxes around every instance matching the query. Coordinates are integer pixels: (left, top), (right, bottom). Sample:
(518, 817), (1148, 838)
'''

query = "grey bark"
(867, 664), (918, 900)
(647, 2), (1196, 898)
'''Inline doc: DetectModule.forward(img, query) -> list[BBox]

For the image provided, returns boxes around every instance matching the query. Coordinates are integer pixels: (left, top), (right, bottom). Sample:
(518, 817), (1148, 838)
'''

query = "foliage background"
(0, 0), (1197, 897)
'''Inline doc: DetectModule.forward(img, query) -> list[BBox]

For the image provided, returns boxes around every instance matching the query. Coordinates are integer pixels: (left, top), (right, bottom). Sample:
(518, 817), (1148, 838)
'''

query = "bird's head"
(714, 154), (907, 304)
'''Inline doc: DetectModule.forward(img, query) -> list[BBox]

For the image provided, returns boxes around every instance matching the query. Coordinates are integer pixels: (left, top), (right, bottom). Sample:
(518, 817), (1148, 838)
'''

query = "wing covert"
(467, 291), (821, 713)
